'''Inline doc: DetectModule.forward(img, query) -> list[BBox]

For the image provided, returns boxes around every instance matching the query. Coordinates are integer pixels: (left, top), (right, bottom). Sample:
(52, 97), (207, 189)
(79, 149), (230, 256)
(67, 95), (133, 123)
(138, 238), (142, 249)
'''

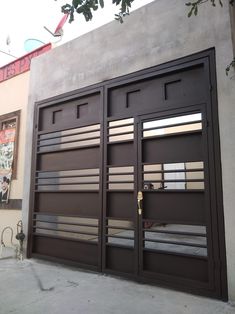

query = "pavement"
(0, 257), (234, 314)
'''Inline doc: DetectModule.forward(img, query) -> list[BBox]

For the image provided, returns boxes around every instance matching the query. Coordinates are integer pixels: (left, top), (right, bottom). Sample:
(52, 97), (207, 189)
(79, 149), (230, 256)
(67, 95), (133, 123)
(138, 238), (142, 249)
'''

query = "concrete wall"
(230, 4), (235, 56)
(24, 0), (235, 300)
(0, 71), (29, 244)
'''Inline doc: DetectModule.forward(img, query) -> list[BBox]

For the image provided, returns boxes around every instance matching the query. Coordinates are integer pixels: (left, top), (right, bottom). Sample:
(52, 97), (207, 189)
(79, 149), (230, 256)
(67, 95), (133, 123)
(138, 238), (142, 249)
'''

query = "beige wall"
(0, 71), (29, 244)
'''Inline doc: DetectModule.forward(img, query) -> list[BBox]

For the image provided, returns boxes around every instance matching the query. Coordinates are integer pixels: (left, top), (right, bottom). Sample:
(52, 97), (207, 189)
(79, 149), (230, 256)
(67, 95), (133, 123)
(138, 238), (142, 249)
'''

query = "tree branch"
(226, 58), (235, 76)
(186, 0), (234, 17)
(186, 0), (235, 75)
(60, 0), (135, 24)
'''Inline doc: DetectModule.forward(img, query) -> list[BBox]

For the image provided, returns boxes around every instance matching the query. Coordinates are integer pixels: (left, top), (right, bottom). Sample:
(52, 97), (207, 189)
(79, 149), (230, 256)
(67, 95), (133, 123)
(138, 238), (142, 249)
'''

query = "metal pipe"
(15, 220), (25, 261)
(1, 226), (14, 247)
(0, 226), (15, 259)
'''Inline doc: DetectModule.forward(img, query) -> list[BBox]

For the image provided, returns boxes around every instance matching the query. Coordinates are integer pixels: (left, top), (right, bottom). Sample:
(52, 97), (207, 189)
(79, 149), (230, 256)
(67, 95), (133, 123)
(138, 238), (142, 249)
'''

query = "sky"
(0, 0), (154, 67)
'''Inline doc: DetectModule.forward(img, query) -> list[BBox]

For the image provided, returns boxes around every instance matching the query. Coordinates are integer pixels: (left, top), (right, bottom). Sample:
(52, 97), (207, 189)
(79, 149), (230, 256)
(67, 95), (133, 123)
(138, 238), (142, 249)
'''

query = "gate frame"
(27, 48), (227, 300)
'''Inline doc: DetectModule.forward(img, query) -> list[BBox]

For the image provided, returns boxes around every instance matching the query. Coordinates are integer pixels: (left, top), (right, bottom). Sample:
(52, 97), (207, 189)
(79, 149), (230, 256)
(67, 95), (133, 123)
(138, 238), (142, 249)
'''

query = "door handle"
(137, 191), (143, 215)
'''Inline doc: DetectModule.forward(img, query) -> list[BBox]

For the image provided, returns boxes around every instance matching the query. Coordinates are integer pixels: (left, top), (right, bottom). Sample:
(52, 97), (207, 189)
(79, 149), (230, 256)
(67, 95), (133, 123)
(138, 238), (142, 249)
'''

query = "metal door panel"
(137, 108), (213, 291)
(29, 89), (103, 271)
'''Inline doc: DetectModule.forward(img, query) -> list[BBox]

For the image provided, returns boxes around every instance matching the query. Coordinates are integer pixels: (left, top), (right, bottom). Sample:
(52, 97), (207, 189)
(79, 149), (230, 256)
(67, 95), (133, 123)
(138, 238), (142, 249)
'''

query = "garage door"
(28, 50), (227, 299)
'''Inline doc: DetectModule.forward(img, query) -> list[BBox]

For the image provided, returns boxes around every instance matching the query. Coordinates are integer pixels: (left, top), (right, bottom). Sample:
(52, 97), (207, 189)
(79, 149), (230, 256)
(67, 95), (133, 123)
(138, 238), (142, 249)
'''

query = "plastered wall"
(24, 0), (235, 300)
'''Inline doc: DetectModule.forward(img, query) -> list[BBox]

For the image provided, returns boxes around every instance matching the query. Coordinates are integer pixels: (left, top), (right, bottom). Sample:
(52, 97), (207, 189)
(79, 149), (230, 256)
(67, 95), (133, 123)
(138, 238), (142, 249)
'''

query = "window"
(0, 110), (20, 179)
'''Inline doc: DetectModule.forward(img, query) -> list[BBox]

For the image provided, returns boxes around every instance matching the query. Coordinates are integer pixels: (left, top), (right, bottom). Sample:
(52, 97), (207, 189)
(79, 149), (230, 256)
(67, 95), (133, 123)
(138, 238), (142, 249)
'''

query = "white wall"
(24, 0), (235, 300)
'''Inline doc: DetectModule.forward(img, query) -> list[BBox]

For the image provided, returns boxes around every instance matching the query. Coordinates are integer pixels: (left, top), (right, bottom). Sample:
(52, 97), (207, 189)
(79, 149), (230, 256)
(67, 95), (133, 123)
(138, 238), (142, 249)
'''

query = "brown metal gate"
(28, 49), (227, 299)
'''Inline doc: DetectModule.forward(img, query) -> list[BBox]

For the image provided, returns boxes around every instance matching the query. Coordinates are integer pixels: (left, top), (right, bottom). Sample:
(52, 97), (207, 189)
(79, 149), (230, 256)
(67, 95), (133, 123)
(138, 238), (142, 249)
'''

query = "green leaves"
(186, 0), (224, 17)
(61, 4), (75, 23)
(72, 0), (83, 9)
(99, 0), (104, 8)
(186, 1), (200, 17)
(62, 0), (233, 26)
(113, 0), (134, 23)
(62, 0), (100, 23)
(185, 0), (234, 77)
(62, 0), (135, 24)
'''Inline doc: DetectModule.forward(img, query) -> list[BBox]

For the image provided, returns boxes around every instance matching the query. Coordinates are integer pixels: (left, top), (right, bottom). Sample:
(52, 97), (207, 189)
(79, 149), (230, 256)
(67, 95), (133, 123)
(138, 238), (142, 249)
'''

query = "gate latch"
(137, 191), (143, 215)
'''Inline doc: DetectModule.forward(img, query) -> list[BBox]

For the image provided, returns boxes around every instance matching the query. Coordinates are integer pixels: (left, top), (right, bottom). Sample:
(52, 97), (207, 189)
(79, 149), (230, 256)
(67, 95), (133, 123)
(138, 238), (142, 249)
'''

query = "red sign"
(0, 43), (51, 83)
(0, 129), (16, 144)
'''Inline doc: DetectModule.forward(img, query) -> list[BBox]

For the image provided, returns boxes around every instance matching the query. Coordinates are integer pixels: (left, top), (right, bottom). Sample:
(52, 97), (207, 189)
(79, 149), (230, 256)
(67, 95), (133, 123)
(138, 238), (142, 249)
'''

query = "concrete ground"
(0, 257), (234, 314)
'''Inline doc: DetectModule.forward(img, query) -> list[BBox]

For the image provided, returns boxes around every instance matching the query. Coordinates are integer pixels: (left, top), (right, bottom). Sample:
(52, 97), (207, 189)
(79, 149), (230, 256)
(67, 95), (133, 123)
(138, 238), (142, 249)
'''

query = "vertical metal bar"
(133, 116), (139, 277)
(27, 103), (40, 258)
(208, 50), (228, 300)
(204, 52), (228, 299)
(98, 87), (104, 272)
(137, 116), (143, 276)
(101, 85), (109, 272)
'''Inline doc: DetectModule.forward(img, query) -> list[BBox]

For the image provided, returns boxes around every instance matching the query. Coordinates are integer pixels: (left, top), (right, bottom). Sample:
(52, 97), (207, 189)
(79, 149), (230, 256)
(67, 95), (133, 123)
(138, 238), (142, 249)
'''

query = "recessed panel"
(143, 251), (208, 282)
(52, 110), (62, 125)
(35, 192), (100, 217)
(164, 79), (181, 100)
(143, 192), (205, 224)
(126, 89), (141, 108)
(108, 142), (134, 166)
(107, 192), (135, 219)
(77, 103), (88, 119)
(108, 65), (206, 117)
(106, 246), (134, 274)
(142, 133), (203, 164)
(39, 92), (101, 132)
(33, 235), (98, 267)
(37, 147), (100, 171)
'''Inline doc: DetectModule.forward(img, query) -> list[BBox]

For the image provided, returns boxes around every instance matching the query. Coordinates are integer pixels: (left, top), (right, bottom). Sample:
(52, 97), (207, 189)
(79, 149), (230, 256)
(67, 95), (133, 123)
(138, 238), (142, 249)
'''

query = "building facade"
(23, 1), (235, 301)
